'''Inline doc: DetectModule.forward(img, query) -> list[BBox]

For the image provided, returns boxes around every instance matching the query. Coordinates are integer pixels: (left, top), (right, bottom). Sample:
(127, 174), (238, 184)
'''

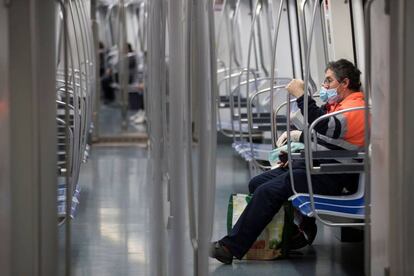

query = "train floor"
(59, 136), (364, 275)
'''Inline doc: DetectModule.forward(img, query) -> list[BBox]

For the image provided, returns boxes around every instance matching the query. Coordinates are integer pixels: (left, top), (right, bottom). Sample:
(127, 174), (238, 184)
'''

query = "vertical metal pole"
(168, 0), (187, 274)
(186, 0), (199, 273)
(0, 4), (11, 275)
(67, 1), (83, 189)
(194, 0), (217, 274)
(91, 0), (100, 141)
(35, 0), (58, 274)
(389, 1), (414, 274)
(269, 0), (284, 148)
(119, 0), (128, 130)
(352, 0), (365, 82)
(302, 0), (323, 224)
(8, 0), (57, 275)
(59, 1), (72, 276)
(363, 2), (374, 275)
(286, 0), (303, 79)
(147, 0), (167, 274)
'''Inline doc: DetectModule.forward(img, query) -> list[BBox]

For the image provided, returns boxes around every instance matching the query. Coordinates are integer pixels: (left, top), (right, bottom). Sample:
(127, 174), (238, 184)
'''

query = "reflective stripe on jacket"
(297, 92), (365, 150)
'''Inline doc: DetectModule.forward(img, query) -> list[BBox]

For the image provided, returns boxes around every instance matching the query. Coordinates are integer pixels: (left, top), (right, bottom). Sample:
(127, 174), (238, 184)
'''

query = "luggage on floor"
(227, 193), (298, 260)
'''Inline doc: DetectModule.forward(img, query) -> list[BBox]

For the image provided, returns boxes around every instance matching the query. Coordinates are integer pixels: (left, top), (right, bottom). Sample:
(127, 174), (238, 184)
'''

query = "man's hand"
(277, 151), (289, 168)
(276, 130), (302, 147)
(286, 79), (305, 98)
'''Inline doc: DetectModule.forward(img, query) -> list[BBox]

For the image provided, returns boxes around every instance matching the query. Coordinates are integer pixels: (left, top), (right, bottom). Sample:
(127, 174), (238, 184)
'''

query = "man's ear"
(342, 78), (350, 89)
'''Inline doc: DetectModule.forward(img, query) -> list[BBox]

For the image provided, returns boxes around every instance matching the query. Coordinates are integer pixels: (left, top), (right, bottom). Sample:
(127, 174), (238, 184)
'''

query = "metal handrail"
(56, 117), (74, 176)
(303, 106), (366, 227)
(219, 70), (243, 136)
(307, 107), (366, 170)
(78, 0), (95, 134)
(231, 0), (242, 67)
(205, 0), (218, 270)
(264, 0), (274, 76)
(234, 68), (259, 142)
(297, 0), (318, 208)
(68, 2), (85, 188)
(295, 0), (370, 228)
(225, 1), (241, 141)
(273, 97), (296, 143)
(185, 0), (197, 254)
(230, 76), (286, 123)
(319, 0), (329, 65)
(243, 0), (264, 146)
(215, 0), (229, 60)
(298, 0), (318, 96)
(269, 0), (285, 149)
(254, 2), (269, 76)
(216, 70), (242, 133)
(247, 85), (285, 170)
(57, 2), (72, 275)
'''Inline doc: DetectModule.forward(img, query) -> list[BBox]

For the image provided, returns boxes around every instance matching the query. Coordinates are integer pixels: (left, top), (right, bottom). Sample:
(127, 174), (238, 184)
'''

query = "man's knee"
(255, 177), (292, 202)
(248, 175), (262, 194)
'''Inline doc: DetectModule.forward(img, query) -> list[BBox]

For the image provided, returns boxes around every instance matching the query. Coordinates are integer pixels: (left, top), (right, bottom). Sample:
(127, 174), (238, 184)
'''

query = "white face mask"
(319, 83), (342, 103)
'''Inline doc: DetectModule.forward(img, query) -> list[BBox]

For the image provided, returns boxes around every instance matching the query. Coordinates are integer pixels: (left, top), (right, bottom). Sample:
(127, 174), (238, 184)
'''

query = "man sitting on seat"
(210, 59), (366, 264)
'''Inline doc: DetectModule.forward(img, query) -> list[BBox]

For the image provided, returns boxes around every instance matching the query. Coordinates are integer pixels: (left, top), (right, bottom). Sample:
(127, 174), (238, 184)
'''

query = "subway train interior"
(0, 0), (413, 275)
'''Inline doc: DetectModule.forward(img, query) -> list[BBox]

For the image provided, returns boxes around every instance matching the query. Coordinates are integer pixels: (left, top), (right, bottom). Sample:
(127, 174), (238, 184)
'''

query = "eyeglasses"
(323, 77), (339, 85)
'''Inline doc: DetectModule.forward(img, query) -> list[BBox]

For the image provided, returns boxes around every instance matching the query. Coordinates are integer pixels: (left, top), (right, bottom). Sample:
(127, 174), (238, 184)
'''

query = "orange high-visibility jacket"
(297, 92), (365, 151)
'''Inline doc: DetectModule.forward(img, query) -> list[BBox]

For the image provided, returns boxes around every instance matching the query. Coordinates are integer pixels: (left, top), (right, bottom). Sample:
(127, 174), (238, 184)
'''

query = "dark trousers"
(220, 161), (359, 259)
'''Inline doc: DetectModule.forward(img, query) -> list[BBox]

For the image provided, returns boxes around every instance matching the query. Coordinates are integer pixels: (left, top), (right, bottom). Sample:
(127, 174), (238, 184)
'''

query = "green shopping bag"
(227, 193), (296, 260)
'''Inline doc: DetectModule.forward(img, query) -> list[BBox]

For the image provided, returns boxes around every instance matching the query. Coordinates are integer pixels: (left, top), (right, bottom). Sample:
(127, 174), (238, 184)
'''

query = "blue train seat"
(289, 174), (365, 220)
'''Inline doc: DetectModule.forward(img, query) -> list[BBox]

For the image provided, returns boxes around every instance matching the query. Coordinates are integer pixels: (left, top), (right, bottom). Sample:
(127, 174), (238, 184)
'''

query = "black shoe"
(210, 241), (233, 264)
(289, 220), (318, 250)
(289, 228), (309, 250)
(301, 220), (317, 245)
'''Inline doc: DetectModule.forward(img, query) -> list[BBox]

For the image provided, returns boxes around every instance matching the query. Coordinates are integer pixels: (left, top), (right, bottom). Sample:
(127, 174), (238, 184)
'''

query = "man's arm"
(296, 96), (344, 139)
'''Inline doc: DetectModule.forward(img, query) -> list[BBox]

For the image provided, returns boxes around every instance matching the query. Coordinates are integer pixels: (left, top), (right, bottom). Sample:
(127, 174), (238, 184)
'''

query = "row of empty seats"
(56, 0), (96, 224)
